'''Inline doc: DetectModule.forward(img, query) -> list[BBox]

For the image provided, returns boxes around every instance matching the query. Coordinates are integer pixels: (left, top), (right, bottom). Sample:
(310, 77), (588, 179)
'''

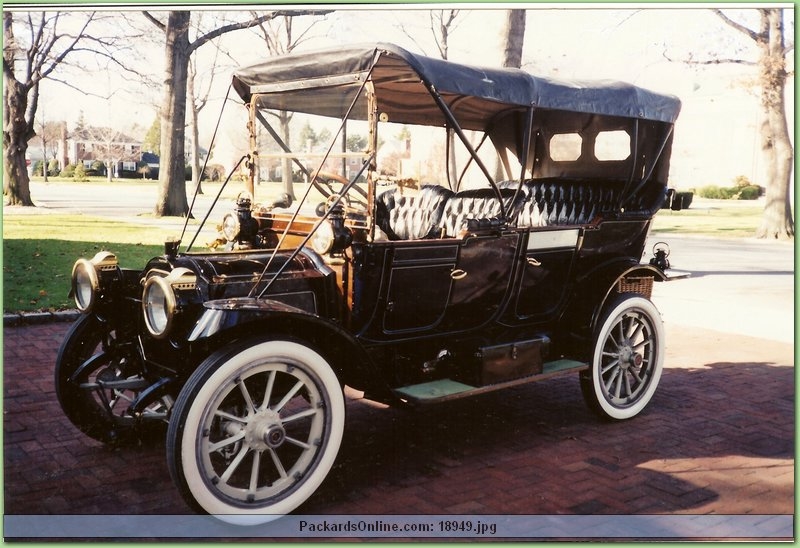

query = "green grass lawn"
(3, 214), (168, 313)
(651, 201), (765, 238)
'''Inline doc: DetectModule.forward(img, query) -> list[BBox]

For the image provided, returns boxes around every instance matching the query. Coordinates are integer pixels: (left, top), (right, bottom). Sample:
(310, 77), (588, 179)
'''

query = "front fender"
(187, 298), (311, 342)
(187, 297), (392, 400)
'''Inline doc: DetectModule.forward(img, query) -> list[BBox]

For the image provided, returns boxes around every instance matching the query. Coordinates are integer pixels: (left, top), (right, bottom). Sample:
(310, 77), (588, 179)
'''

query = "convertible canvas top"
(232, 42), (681, 127)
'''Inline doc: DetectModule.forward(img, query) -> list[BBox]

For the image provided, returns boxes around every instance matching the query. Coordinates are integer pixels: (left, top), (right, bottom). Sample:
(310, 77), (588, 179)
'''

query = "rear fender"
(187, 298), (391, 400)
(561, 261), (666, 353)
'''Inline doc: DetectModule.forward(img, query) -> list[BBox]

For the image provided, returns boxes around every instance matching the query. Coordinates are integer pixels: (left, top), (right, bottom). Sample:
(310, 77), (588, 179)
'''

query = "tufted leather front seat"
(375, 184), (454, 240)
(439, 188), (519, 237)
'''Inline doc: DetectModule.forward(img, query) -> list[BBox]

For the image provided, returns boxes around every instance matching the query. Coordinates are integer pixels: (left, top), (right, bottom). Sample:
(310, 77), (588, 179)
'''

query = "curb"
(3, 310), (81, 327)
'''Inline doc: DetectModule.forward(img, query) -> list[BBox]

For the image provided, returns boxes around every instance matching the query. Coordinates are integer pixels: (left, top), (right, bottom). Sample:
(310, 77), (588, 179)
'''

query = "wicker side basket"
(617, 276), (654, 298)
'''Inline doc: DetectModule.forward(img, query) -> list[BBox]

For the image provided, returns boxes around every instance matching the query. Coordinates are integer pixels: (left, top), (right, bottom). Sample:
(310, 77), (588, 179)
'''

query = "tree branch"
(34, 13), (96, 85)
(711, 8), (764, 43)
(190, 10), (331, 53)
(142, 10), (165, 32)
(662, 49), (757, 67)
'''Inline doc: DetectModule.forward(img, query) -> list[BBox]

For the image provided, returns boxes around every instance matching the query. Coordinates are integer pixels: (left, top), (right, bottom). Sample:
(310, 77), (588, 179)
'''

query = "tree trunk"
(3, 78), (34, 206)
(501, 10), (527, 69)
(280, 111), (295, 199)
(187, 64), (203, 195)
(755, 9), (793, 239)
(494, 9), (527, 182)
(3, 12), (34, 207)
(154, 11), (191, 217)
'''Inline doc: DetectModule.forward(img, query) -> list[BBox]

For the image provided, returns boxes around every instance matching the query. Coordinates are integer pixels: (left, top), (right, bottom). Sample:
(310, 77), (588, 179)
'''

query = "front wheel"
(580, 294), (665, 420)
(166, 339), (345, 524)
(55, 314), (167, 444)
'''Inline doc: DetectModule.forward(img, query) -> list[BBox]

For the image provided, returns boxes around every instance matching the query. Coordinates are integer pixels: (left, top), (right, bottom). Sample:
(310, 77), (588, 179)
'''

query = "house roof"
(69, 126), (139, 145)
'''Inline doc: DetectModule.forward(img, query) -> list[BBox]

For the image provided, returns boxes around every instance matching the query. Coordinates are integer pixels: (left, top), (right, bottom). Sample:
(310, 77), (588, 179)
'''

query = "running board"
(393, 359), (588, 405)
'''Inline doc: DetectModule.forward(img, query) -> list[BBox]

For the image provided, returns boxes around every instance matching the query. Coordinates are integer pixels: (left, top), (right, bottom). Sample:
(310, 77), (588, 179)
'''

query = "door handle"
(451, 269), (467, 280)
(527, 257), (542, 267)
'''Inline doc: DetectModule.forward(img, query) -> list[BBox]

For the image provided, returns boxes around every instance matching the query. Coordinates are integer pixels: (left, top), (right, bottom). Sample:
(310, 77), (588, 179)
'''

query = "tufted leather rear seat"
(525, 180), (618, 226)
(376, 179), (661, 240)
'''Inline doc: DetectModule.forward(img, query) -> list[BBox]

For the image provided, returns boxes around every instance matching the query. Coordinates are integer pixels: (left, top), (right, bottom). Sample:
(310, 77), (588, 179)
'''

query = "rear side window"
(594, 130), (630, 161)
(549, 133), (582, 162)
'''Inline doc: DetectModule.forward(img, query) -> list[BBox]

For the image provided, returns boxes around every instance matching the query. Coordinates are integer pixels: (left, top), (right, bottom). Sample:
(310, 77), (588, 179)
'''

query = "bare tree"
(431, 10), (462, 60)
(76, 126), (141, 182)
(727, 8), (794, 240)
(397, 10), (466, 185)
(490, 9), (527, 182)
(4, 12), (85, 205)
(3, 11), (141, 206)
(251, 13), (330, 199)
(143, 10), (330, 217)
(674, 8), (793, 239)
(32, 117), (62, 182)
(187, 39), (226, 196)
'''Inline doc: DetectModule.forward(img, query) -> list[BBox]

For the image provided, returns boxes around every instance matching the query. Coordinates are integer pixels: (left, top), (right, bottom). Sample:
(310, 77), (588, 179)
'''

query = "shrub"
(73, 163), (88, 182)
(61, 163), (76, 177)
(137, 161), (153, 179)
(697, 179), (761, 200)
(32, 160), (44, 176)
(736, 185), (761, 200)
(47, 159), (60, 176)
(91, 160), (106, 175)
(697, 185), (724, 199)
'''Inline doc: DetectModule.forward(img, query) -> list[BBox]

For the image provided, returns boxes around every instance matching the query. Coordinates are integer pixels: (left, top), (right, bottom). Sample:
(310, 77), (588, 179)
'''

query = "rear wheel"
(167, 338), (345, 524)
(580, 294), (664, 420)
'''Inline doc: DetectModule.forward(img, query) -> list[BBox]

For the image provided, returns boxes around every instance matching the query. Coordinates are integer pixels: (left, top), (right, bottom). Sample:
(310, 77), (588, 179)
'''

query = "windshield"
(249, 85), (507, 208)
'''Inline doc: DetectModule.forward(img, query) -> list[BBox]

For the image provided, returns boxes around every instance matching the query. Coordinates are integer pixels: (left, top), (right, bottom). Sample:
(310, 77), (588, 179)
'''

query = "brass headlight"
(71, 251), (118, 313)
(142, 268), (197, 339)
(311, 220), (335, 255)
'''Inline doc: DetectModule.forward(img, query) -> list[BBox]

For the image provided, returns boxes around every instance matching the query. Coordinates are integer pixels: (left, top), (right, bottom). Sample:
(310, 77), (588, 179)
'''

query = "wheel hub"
(618, 343), (642, 370)
(244, 409), (285, 451)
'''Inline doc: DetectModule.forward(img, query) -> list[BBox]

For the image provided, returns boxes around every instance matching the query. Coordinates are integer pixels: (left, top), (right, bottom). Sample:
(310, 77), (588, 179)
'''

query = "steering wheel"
(312, 171), (367, 216)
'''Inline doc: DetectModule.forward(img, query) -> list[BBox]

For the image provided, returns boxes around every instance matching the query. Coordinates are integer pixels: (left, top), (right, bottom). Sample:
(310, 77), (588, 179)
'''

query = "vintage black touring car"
(56, 42), (683, 522)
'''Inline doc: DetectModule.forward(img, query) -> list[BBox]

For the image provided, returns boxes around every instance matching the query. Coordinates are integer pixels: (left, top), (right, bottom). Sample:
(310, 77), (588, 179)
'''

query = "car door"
(514, 227), (581, 320)
(379, 232), (518, 336)
(381, 242), (459, 333)
(438, 232), (519, 332)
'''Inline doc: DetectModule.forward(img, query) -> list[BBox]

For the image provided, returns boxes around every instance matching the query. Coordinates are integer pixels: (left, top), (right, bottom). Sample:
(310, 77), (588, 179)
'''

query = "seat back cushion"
(375, 184), (454, 240)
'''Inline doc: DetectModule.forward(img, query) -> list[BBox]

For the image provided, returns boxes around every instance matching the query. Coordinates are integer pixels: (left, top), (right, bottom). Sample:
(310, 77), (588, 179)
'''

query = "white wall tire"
(580, 294), (665, 421)
(167, 339), (344, 525)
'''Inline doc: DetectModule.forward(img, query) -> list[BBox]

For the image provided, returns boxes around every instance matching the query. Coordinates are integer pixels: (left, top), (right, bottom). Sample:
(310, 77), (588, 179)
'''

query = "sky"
(17, 4), (796, 190)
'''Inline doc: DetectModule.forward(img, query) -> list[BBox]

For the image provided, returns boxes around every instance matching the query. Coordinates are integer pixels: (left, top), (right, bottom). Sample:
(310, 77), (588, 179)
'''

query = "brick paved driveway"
(3, 319), (794, 536)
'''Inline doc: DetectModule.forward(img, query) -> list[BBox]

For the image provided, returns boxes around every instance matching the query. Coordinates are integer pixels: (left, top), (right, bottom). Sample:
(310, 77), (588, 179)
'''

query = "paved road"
(647, 234), (794, 344)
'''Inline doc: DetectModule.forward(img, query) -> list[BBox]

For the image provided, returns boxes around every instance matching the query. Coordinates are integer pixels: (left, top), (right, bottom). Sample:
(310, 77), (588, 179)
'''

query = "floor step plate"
(543, 359), (587, 375)
(394, 379), (475, 401)
(394, 359), (588, 405)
